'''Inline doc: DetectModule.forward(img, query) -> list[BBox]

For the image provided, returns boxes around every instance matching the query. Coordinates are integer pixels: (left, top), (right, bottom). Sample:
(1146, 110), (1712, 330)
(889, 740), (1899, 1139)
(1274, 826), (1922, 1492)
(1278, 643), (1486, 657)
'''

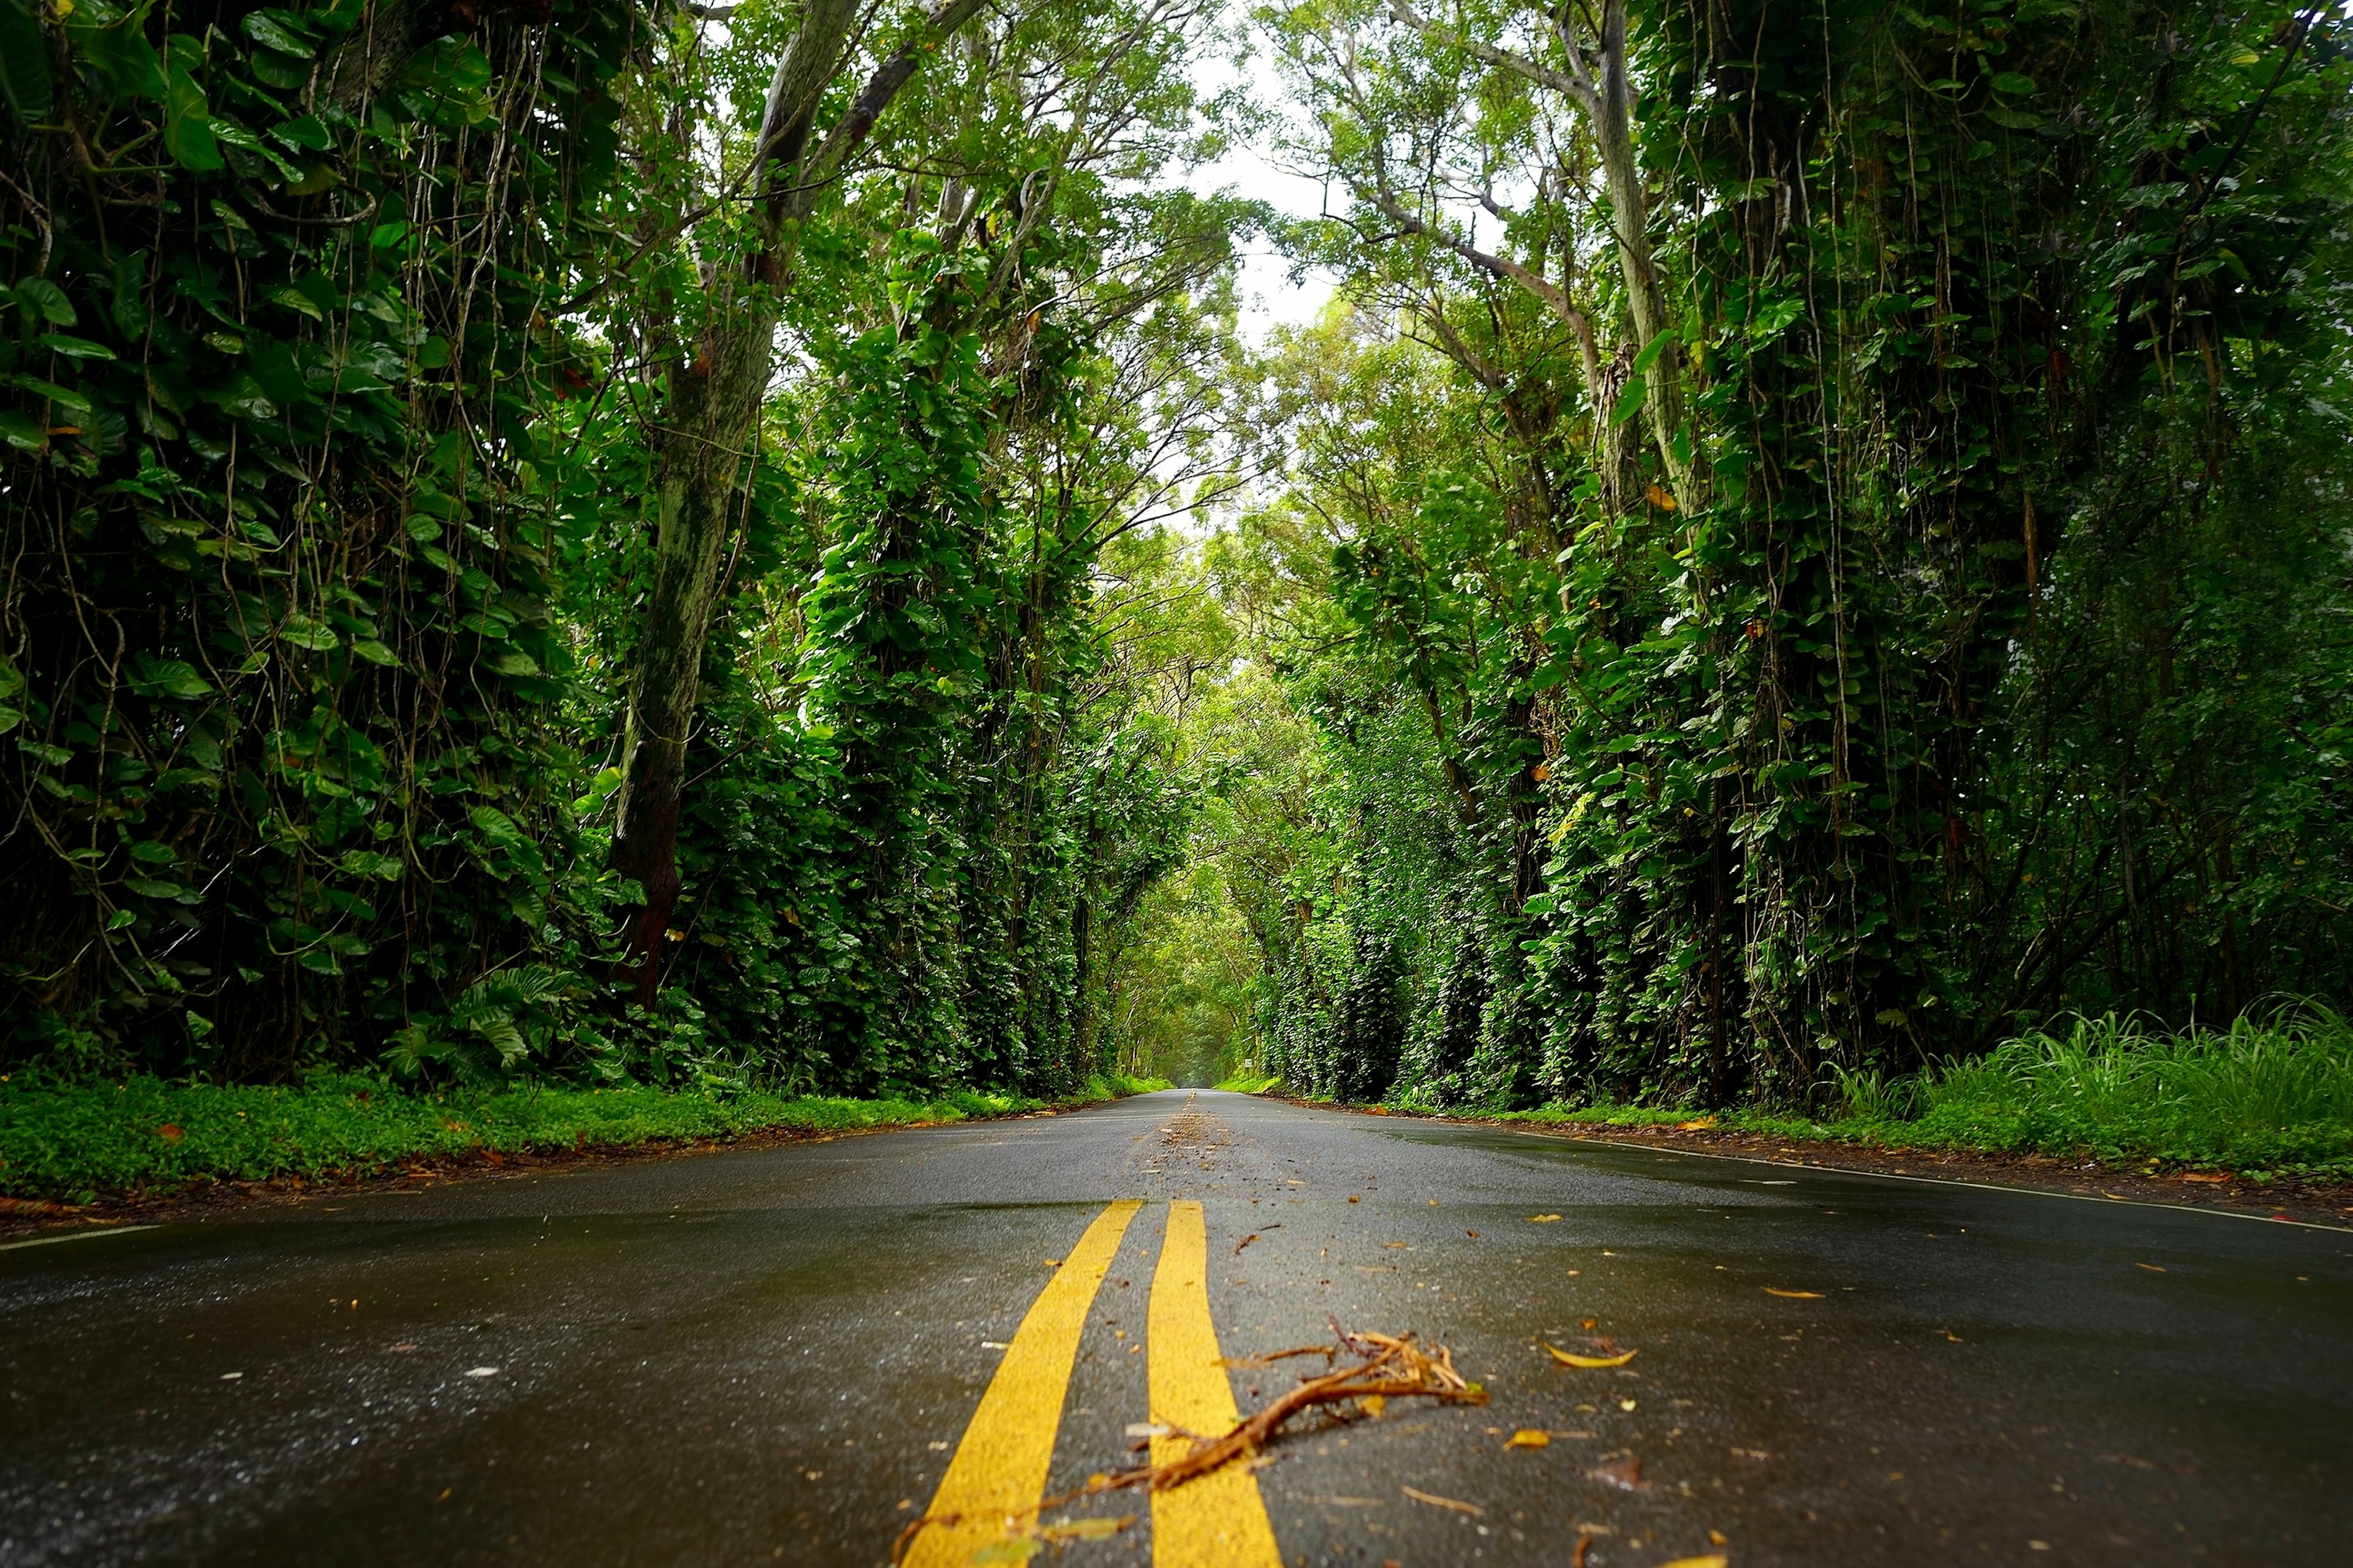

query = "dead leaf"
(1654, 1558), (1727, 1568)
(157, 1124), (184, 1143)
(1729, 1447), (1772, 1460)
(1587, 1455), (1647, 1491)
(970, 1541), (1039, 1565)
(1362, 1394), (1387, 1417)
(1036, 1516), (1134, 1543)
(1044, 1258), (1063, 1267)
(1506, 1429), (1550, 1449)
(1617, 1398), (1637, 1412)
(1235, 1234), (1258, 1254)
(1529, 1214), (1563, 1222)
(1466, 1230), (1480, 1238)
(2178, 1172), (2230, 1184)
(1647, 483), (1678, 512)
(1402, 1485), (1483, 1515)
(1349, 1195), (1361, 1203)
(1545, 1343), (1639, 1369)
(1385, 1241), (1409, 1249)
(2137, 1263), (2167, 1273)
(1675, 1118), (1716, 1131)
(1764, 1288), (1823, 1298)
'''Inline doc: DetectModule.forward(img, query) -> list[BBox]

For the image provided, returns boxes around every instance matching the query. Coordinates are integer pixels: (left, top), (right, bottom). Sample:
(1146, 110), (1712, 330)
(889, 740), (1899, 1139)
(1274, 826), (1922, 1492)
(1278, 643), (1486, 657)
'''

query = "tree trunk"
(611, 0), (984, 1002)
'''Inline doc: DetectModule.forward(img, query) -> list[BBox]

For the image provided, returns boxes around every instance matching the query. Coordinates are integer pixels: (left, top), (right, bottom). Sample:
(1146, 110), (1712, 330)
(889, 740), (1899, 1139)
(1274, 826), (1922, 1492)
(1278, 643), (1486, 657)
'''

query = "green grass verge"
(1491, 1011), (2353, 1181)
(1212, 1073), (1284, 1094)
(0, 1072), (1171, 1203)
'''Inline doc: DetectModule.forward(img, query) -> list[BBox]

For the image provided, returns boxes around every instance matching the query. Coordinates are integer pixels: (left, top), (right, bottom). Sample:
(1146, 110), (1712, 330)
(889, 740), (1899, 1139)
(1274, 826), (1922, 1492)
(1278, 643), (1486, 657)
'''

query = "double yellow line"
(903, 1200), (1281, 1568)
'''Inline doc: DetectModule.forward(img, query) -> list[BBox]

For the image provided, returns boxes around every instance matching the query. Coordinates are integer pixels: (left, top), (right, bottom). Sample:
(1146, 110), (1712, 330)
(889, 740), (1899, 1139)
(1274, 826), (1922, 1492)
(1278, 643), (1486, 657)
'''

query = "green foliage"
(1901, 1010), (2353, 1175)
(2, 0), (647, 1080)
(1167, 0), (2353, 1115)
(0, 1070), (1165, 1201)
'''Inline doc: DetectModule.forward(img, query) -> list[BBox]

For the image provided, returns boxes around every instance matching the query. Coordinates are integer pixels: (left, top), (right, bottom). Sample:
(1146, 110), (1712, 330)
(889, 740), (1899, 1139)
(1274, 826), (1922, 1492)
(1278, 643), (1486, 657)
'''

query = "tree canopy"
(4, 0), (2347, 1108)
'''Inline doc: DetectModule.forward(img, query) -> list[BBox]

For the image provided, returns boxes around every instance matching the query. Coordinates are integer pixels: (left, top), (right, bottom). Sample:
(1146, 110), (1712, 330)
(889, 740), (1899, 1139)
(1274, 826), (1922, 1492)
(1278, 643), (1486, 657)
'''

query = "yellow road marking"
(1149, 1200), (1282, 1568)
(904, 1200), (1142, 1568)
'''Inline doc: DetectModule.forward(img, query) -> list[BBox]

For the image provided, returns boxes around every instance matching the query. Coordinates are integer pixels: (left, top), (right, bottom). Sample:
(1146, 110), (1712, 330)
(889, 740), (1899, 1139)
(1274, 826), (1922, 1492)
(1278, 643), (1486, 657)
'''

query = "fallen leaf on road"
(1348, 1195), (1361, 1202)
(1385, 1241), (1409, 1249)
(388, 1343), (417, 1352)
(1044, 1258), (1062, 1267)
(1573, 1537), (1595, 1568)
(1037, 1515), (1134, 1543)
(1587, 1455), (1647, 1491)
(1125, 1423), (1172, 1439)
(1506, 1429), (1550, 1449)
(1235, 1234), (1259, 1254)
(2137, 1263), (2166, 1273)
(2178, 1172), (2229, 1183)
(1529, 1214), (1562, 1222)
(970, 1541), (1039, 1564)
(1618, 1398), (1637, 1412)
(1466, 1230), (1480, 1238)
(1764, 1289), (1823, 1298)
(1402, 1485), (1483, 1515)
(464, 1366), (499, 1378)
(1545, 1343), (1639, 1369)
(1654, 1556), (1728, 1567)
(1676, 1118), (1717, 1131)
(1729, 1447), (1772, 1460)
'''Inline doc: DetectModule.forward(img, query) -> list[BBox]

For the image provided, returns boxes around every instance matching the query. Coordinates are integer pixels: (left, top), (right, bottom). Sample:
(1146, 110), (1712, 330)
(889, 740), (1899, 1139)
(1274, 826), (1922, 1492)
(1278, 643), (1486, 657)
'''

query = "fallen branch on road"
(891, 1322), (1487, 1564)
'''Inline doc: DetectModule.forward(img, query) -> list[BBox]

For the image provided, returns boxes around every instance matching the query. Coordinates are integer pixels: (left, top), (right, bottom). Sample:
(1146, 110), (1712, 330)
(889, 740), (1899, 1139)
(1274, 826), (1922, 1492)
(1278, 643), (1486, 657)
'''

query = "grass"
(0, 1071), (1171, 1203)
(1222, 1012), (2353, 1181)
(1212, 1072), (1284, 1094)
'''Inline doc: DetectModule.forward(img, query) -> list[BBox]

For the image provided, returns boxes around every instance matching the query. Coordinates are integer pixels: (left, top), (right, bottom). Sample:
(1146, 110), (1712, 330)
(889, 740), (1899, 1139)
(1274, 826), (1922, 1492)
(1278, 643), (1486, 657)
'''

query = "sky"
(1186, 47), (1340, 341)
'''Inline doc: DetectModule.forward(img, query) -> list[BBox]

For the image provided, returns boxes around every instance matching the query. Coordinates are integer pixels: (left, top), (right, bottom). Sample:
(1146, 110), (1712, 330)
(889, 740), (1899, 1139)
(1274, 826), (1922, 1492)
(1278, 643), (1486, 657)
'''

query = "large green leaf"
(164, 64), (221, 170)
(0, 0), (52, 122)
(69, 17), (167, 101)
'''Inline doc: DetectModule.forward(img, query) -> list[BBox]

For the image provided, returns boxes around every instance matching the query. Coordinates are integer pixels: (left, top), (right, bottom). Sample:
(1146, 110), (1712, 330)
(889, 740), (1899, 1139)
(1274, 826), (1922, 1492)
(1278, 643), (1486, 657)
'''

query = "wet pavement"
(1, 1088), (2347, 1566)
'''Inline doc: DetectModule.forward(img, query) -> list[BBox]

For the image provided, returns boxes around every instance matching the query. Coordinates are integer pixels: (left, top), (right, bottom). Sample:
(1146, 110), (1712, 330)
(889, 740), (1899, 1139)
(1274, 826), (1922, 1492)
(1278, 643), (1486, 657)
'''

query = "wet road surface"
(2, 1089), (2347, 1566)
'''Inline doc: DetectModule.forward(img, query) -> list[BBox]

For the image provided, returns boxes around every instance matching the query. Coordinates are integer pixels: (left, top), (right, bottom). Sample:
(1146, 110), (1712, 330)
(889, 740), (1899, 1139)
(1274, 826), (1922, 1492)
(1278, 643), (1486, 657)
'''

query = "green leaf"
(278, 613), (340, 651)
(1629, 329), (1679, 378)
(165, 64), (222, 171)
(1990, 72), (2034, 95)
(69, 17), (168, 101)
(242, 9), (315, 58)
(350, 638), (401, 667)
(127, 656), (216, 699)
(13, 277), (77, 326)
(104, 907), (137, 931)
(0, 0), (54, 123)
(0, 411), (45, 451)
(38, 334), (118, 362)
(10, 376), (93, 415)
(271, 113), (332, 151)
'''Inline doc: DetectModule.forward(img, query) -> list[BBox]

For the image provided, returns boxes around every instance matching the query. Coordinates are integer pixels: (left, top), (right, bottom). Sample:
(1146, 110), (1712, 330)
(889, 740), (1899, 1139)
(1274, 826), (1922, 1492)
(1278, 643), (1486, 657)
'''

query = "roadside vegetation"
(7, 1), (2349, 1195)
(0, 1074), (1170, 1203)
(1241, 1014), (2353, 1181)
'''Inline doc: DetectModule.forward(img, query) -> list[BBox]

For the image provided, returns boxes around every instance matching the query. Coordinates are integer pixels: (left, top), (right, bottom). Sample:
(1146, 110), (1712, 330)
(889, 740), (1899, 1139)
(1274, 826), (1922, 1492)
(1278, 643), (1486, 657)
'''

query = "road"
(2, 1089), (2347, 1567)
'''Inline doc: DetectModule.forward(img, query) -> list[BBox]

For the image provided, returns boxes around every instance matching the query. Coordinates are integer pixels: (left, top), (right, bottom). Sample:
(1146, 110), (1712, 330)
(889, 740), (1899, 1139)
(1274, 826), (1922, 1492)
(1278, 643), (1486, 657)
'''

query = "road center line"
(903, 1199), (1142, 1568)
(1148, 1200), (1281, 1568)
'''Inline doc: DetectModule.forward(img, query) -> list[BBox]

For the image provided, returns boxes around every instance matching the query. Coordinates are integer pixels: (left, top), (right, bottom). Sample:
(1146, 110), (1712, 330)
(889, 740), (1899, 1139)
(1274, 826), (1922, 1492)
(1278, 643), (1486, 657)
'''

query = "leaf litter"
(893, 1319), (1488, 1564)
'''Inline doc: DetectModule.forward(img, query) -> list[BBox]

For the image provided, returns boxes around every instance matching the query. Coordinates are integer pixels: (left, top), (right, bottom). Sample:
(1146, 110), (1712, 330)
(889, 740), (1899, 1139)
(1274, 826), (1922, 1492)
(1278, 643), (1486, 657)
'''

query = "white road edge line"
(0, 1225), (161, 1252)
(1502, 1129), (2352, 1232)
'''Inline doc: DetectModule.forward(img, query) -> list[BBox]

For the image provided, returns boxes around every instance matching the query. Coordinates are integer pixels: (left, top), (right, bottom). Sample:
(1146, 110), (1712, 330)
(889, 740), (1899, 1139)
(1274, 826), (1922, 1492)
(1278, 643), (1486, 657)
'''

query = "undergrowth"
(0, 1073), (1169, 1203)
(1230, 1012), (2353, 1180)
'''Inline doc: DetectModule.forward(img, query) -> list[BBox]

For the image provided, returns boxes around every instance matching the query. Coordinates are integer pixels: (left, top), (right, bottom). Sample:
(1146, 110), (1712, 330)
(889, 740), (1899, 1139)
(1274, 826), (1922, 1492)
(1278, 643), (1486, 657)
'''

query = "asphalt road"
(2, 1089), (2347, 1567)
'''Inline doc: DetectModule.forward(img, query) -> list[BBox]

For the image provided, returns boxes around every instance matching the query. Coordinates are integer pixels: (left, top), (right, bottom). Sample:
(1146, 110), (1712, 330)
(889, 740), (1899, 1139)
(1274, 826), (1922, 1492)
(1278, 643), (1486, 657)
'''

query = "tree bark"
(611, 0), (986, 1004)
